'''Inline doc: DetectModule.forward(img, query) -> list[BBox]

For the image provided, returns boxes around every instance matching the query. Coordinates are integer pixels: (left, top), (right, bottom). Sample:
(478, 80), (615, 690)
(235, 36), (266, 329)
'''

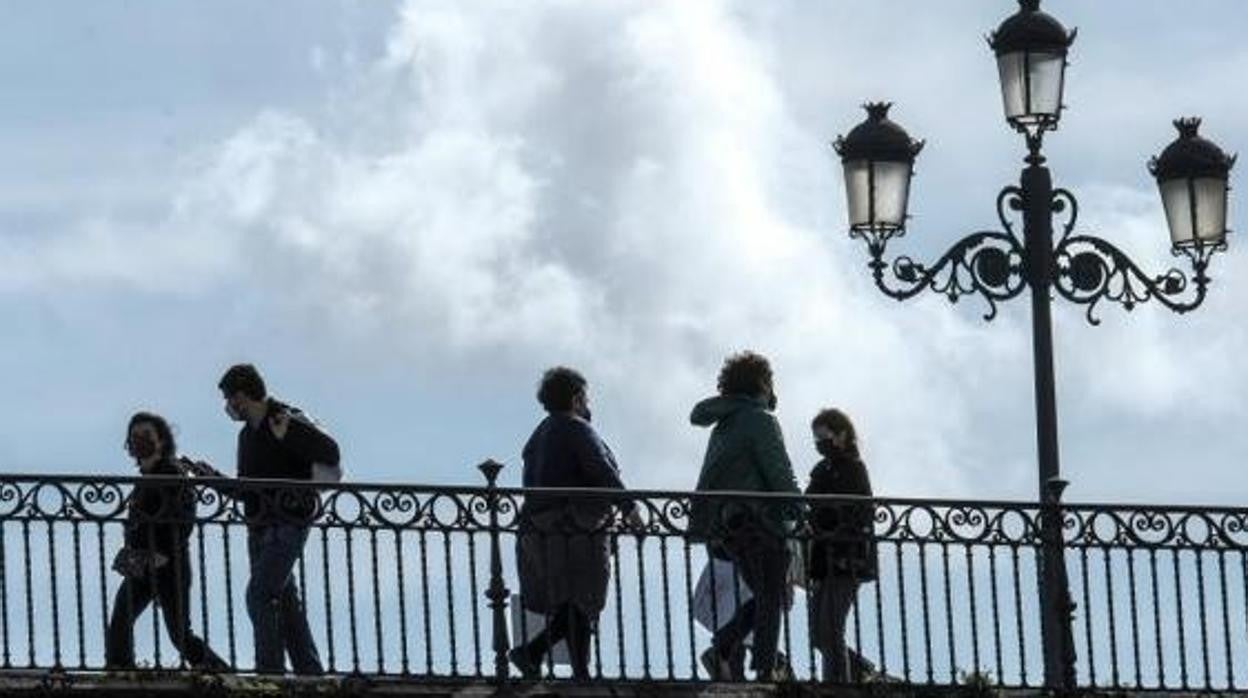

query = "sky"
(1, 0), (1246, 506)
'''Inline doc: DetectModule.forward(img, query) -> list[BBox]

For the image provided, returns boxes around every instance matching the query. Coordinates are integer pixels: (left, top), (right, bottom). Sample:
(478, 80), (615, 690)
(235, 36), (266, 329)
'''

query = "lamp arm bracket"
(863, 228), (1027, 321)
(1052, 233), (1224, 325)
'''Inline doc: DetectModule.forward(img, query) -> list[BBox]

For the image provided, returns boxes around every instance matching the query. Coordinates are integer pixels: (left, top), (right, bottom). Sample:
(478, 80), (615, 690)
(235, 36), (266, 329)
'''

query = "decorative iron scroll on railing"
(0, 467), (1245, 691)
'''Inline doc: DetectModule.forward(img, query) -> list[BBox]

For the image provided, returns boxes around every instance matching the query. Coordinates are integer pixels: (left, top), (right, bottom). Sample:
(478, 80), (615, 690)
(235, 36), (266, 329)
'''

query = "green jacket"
(689, 395), (801, 538)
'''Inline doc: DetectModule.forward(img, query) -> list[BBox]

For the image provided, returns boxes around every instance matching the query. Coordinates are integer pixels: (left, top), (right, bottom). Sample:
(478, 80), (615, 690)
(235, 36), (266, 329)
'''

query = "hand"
(177, 457), (219, 477)
(267, 410), (290, 440)
(625, 508), (645, 533)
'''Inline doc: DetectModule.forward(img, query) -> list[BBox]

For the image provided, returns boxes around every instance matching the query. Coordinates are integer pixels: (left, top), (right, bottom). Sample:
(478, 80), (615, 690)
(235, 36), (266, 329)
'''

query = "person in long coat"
(510, 367), (639, 680)
(805, 408), (877, 683)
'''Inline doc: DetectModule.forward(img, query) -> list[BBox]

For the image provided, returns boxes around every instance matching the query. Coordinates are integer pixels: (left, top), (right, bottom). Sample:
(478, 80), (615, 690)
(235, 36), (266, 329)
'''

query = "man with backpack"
(218, 363), (340, 675)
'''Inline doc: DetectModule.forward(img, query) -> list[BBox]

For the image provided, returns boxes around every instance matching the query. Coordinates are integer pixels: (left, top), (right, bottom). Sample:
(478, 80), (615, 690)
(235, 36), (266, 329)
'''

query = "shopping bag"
(692, 557), (753, 633)
(786, 538), (807, 590)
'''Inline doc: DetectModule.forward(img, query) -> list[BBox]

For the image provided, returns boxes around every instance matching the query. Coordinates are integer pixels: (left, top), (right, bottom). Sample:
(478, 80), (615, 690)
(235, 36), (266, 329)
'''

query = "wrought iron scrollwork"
(1053, 232), (1217, 325)
(854, 186), (1027, 321)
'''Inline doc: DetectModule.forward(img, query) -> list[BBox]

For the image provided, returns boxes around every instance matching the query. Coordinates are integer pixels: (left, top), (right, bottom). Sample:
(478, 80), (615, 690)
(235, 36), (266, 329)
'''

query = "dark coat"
(125, 459), (196, 558)
(516, 414), (627, 616)
(234, 398), (339, 524)
(805, 451), (877, 582)
(689, 395), (801, 540)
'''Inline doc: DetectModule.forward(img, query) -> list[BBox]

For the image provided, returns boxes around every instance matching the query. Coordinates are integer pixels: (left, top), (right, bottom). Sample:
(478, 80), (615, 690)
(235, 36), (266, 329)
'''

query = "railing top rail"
(1, 471), (1246, 516)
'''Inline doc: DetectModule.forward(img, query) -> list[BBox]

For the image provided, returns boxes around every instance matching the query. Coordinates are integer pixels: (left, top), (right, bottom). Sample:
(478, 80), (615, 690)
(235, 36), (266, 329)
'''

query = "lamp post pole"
(832, 1), (1235, 690)
(1019, 141), (1076, 688)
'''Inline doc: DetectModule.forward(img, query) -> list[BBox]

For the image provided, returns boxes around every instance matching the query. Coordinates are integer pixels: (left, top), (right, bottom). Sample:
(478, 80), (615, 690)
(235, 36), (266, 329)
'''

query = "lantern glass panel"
(1193, 177), (1229, 243)
(996, 49), (1065, 126)
(843, 159), (912, 231)
(1160, 178), (1194, 246)
(873, 160), (913, 228)
(1160, 177), (1229, 247)
(843, 159), (872, 229)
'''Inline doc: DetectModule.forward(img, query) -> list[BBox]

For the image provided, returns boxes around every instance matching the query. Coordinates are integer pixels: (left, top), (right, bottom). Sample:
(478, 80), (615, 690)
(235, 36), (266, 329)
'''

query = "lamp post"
(833, 0), (1235, 690)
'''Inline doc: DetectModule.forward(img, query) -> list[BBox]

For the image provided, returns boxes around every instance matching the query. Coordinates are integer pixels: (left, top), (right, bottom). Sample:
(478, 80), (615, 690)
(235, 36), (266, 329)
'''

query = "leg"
(276, 571), (323, 675)
(154, 564), (227, 670)
(730, 531), (788, 675)
(817, 576), (859, 683)
(246, 525), (322, 675)
(709, 598), (755, 668)
(106, 577), (155, 669)
(565, 605), (592, 680)
(520, 605), (571, 668)
(706, 543), (754, 679)
(246, 528), (286, 673)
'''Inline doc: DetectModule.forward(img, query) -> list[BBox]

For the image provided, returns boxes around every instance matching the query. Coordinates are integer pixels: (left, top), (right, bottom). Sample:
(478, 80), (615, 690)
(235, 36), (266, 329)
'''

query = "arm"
(571, 423), (626, 491)
(749, 412), (800, 494)
(571, 423), (638, 517)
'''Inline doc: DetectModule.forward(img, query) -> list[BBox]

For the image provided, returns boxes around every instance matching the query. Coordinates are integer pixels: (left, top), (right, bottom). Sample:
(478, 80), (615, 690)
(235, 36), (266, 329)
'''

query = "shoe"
(190, 654), (231, 673)
(701, 647), (733, 681)
(760, 659), (794, 683)
(508, 647), (541, 679)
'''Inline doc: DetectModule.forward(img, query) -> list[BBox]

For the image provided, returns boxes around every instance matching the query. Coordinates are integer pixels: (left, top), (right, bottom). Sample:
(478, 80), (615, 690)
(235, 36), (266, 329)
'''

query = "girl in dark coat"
(805, 408), (876, 683)
(106, 412), (227, 671)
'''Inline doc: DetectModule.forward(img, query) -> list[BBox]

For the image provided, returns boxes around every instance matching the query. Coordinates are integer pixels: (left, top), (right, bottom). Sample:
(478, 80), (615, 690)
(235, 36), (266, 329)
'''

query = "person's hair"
(812, 407), (858, 451)
(537, 366), (587, 412)
(126, 411), (177, 461)
(717, 351), (773, 398)
(218, 363), (266, 400)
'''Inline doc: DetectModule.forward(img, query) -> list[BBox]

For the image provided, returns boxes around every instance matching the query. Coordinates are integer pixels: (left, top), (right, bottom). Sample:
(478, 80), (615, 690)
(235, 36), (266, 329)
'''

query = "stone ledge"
(0, 670), (1231, 698)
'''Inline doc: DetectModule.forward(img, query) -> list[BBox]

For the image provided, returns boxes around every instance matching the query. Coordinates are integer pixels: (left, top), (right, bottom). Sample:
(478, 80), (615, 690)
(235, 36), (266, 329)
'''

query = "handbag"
(111, 547), (169, 579)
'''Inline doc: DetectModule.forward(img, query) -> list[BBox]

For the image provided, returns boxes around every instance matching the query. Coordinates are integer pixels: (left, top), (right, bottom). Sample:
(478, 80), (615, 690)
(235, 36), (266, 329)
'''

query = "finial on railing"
(478, 459), (504, 487)
(1045, 477), (1069, 503)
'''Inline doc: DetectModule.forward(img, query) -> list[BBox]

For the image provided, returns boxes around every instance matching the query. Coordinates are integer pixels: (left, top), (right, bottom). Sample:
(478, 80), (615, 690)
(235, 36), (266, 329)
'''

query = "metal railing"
(0, 464), (1244, 691)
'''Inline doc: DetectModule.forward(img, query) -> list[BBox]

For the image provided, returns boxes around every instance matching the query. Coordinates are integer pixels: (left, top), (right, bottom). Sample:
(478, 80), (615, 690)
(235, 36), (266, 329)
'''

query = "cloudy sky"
(2, 0), (1245, 505)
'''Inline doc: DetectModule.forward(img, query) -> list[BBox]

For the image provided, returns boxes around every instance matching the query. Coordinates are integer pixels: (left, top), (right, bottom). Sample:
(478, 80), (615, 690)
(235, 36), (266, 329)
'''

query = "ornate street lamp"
(988, 0), (1075, 136)
(833, 0), (1234, 690)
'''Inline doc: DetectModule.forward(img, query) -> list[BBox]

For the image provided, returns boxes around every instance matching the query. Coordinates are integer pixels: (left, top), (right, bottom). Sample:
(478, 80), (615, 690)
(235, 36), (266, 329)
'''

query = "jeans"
(811, 575), (860, 682)
(106, 556), (226, 669)
(711, 523), (790, 674)
(247, 525), (322, 674)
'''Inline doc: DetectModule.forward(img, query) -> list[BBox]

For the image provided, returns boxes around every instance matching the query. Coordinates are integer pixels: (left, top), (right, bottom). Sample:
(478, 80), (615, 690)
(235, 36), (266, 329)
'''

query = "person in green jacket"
(690, 351), (801, 682)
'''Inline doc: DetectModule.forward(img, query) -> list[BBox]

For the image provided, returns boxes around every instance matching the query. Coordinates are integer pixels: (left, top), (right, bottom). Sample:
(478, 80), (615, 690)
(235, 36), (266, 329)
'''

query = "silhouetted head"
(812, 407), (858, 460)
(717, 351), (776, 408)
(218, 363), (268, 424)
(126, 412), (177, 472)
(537, 366), (591, 421)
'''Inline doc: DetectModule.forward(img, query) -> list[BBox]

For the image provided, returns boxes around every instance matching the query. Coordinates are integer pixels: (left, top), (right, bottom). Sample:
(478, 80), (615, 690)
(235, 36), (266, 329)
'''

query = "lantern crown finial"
(1149, 117), (1236, 181)
(1173, 117), (1203, 139)
(833, 102), (924, 163)
(864, 102), (893, 122)
(989, 0), (1075, 55)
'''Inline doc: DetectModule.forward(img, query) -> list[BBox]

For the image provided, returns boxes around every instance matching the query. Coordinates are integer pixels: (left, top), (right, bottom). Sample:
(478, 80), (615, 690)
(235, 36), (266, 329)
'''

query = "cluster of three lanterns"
(834, 0), (1236, 252)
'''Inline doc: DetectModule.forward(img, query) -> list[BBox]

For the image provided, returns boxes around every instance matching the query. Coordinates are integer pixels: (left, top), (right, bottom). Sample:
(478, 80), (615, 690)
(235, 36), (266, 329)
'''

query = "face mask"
(816, 439), (839, 458)
(128, 437), (157, 461)
(577, 405), (593, 423)
(224, 403), (244, 421)
(767, 391), (778, 411)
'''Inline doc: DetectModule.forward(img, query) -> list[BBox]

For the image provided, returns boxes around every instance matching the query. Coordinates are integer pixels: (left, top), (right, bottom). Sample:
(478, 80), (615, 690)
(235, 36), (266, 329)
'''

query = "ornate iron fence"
(0, 465), (1244, 691)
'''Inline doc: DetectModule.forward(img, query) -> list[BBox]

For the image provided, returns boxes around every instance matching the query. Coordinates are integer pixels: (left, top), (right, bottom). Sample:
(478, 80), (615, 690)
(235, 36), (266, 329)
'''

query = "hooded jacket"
(689, 395), (801, 538)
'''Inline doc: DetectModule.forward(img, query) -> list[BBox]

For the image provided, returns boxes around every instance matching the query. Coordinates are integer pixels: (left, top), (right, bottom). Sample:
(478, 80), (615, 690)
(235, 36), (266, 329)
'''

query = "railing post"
(1040, 477), (1077, 691)
(478, 460), (511, 684)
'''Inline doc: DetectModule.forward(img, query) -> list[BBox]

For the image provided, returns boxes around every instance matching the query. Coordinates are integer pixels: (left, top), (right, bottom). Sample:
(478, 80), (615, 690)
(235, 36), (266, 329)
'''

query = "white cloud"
(3, 0), (1246, 504)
